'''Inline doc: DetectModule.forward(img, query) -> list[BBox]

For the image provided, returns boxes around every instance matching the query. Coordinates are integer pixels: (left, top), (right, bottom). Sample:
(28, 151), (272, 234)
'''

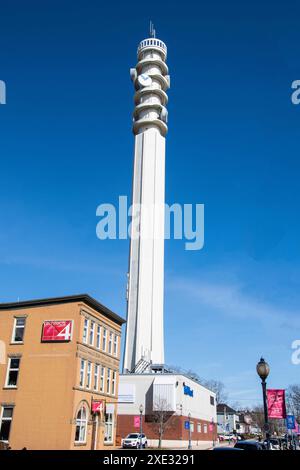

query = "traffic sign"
(286, 415), (296, 430)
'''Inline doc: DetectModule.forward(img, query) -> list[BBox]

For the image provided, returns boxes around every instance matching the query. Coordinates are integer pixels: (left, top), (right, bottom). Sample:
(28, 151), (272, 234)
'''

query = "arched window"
(75, 405), (88, 443)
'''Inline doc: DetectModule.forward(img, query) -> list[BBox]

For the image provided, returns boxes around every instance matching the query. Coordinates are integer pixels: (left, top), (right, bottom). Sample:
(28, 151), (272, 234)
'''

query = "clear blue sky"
(1, 0), (300, 406)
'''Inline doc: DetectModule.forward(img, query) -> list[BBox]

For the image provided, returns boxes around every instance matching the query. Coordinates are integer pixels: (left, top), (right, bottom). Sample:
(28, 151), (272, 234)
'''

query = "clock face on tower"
(138, 74), (152, 87)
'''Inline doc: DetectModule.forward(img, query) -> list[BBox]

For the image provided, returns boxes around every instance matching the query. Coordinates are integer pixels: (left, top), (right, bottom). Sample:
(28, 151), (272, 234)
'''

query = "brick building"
(0, 294), (125, 449)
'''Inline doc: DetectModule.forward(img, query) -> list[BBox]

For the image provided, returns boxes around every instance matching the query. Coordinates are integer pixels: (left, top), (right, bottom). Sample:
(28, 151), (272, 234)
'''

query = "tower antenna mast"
(149, 20), (156, 38)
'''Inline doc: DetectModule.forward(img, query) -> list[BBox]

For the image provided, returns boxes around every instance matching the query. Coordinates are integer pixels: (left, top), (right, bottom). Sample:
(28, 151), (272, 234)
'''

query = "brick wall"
(117, 414), (217, 442)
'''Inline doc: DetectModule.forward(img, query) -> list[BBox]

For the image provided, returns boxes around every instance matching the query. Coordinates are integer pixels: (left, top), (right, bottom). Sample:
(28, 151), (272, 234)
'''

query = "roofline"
(217, 404), (237, 414)
(0, 294), (125, 325)
(120, 373), (216, 395)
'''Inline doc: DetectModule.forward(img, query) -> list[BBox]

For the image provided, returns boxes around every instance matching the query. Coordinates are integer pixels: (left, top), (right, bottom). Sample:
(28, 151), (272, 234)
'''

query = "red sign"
(41, 320), (73, 342)
(267, 389), (286, 419)
(92, 400), (104, 414)
(134, 416), (140, 429)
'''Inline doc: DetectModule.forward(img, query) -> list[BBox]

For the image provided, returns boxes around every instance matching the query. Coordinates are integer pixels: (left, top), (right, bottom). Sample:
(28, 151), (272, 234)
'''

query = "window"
(204, 424), (208, 433)
(108, 332), (113, 354)
(102, 328), (107, 351)
(104, 412), (114, 443)
(79, 359), (86, 387)
(75, 406), (88, 443)
(113, 335), (118, 356)
(100, 366), (105, 392)
(83, 319), (89, 344)
(210, 396), (215, 406)
(86, 362), (92, 389)
(190, 422), (194, 433)
(89, 321), (95, 346)
(111, 370), (116, 396)
(12, 317), (26, 343)
(94, 364), (100, 391)
(197, 423), (201, 433)
(96, 325), (101, 349)
(5, 357), (20, 388)
(106, 368), (111, 394)
(0, 406), (14, 442)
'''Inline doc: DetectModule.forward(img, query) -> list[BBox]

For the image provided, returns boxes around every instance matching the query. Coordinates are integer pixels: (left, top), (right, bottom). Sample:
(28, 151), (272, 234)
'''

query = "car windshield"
(127, 434), (139, 439)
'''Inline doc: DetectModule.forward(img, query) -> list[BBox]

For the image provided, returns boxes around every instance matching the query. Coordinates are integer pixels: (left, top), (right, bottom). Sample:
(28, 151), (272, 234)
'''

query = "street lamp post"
(139, 404), (144, 450)
(188, 413), (192, 450)
(256, 357), (270, 450)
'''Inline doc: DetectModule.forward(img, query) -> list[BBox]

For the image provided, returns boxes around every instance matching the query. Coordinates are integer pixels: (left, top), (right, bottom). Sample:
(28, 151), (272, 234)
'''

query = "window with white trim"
(190, 421), (194, 433)
(96, 325), (101, 350)
(100, 366), (105, 392)
(113, 335), (118, 356)
(111, 370), (116, 396)
(106, 368), (111, 394)
(94, 364), (100, 391)
(75, 406), (88, 443)
(86, 361), (92, 389)
(89, 321), (95, 346)
(104, 412), (114, 443)
(204, 424), (208, 433)
(108, 332), (113, 354)
(83, 319), (89, 344)
(12, 317), (26, 343)
(79, 359), (86, 387)
(197, 423), (201, 433)
(102, 328), (107, 351)
(0, 406), (14, 442)
(5, 357), (21, 388)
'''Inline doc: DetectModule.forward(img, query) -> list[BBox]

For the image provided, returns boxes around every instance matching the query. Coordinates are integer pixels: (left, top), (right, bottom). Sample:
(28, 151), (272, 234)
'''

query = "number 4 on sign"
(57, 323), (72, 340)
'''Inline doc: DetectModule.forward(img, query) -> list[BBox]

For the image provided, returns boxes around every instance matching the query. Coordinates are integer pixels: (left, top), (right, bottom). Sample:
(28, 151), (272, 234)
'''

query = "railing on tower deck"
(138, 38), (167, 55)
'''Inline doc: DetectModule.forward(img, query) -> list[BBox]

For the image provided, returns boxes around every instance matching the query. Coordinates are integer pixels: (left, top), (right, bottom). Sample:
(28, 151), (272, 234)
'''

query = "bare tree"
(229, 401), (242, 412)
(168, 365), (204, 383)
(151, 398), (175, 448)
(204, 380), (228, 404)
(286, 385), (300, 422)
(250, 406), (285, 436)
(250, 406), (265, 433)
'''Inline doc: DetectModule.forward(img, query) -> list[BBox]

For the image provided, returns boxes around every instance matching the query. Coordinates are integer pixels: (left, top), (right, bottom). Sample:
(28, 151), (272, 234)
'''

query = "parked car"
(266, 438), (280, 450)
(234, 440), (266, 451)
(213, 447), (243, 451)
(219, 434), (236, 442)
(122, 433), (148, 449)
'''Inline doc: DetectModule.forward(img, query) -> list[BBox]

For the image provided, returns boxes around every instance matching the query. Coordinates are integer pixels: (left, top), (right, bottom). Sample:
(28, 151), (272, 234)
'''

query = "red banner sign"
(41, 320), (73, 342)
(92, 400), (104, 414)
(134, 416), (140, 429)
(267, 389), (286, 419)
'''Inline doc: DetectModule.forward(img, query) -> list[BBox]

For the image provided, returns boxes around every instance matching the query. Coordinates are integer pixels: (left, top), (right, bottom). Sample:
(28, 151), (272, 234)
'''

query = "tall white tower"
(123, 29), (170, 373)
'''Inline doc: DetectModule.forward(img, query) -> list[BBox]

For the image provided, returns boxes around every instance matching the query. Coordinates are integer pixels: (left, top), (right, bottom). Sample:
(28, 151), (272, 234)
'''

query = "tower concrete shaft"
(123, 36), (170, 373)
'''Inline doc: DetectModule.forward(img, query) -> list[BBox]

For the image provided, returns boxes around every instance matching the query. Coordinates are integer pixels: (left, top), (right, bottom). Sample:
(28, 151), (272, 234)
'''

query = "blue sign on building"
(184, 421), (190, 430)
(286, 415), (296, 430)
(183, 385), (194, 397)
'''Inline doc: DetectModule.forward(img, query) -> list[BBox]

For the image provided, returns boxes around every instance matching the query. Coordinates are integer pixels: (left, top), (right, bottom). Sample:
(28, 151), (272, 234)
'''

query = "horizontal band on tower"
(135, 58), (169, 76)
(134, 87), (168, 106)
(133, 117), (168, 136)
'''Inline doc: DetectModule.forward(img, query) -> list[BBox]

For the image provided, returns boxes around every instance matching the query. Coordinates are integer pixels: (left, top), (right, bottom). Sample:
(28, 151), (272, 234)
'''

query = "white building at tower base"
(117, 373), (217, 449)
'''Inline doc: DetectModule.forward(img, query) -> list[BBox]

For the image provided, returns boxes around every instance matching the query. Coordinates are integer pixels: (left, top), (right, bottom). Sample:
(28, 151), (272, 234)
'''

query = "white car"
(122, 433), (148, 449)
(219, 434), (236, 442)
